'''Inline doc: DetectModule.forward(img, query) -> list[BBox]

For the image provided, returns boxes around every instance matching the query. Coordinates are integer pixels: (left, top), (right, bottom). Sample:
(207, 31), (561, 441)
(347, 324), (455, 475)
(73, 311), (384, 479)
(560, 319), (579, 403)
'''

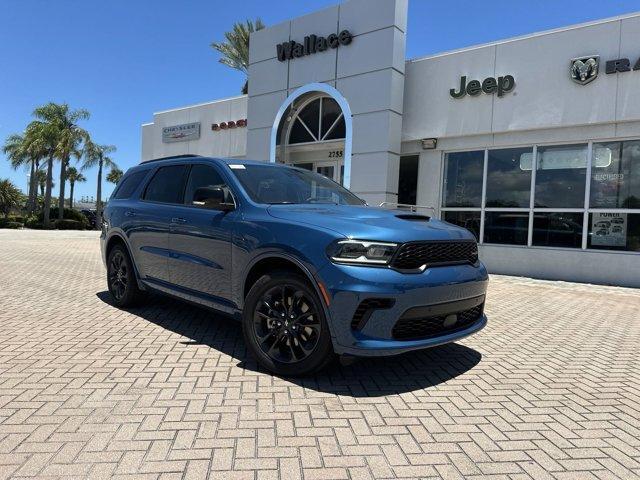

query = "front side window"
(229, 164), (364, 205)
(112, 170), (148, 199)
(143, 165), (189, 204)
(443, 151), (484, 207)
(184, 165), (234, 209)
(590, 141), (640, 209)
(534, 144), (588, 208)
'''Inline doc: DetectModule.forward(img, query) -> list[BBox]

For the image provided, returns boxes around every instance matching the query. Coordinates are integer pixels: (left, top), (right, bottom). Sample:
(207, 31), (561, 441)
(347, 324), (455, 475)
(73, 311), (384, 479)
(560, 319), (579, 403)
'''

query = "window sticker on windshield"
(229, 164), (246, 169)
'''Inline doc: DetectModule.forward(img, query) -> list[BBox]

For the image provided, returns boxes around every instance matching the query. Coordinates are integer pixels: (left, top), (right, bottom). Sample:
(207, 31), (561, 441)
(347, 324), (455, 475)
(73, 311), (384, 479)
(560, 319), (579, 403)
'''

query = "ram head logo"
(570, 56), (599, 85)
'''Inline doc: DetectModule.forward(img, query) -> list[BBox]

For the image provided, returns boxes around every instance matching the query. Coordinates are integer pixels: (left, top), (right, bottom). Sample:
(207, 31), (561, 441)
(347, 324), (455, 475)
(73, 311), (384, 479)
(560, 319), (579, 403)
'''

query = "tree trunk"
(96, 160), (103, 230)
(43, 156), (54, 228)
(69, 182), (75, 209)
(58, 158), (68, 219)
(28, 159), (36, 212)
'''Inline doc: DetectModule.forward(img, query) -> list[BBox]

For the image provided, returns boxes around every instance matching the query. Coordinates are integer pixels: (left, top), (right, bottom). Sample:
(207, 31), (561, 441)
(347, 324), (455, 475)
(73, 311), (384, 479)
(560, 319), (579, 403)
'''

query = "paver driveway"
(0, 230), (639, 480)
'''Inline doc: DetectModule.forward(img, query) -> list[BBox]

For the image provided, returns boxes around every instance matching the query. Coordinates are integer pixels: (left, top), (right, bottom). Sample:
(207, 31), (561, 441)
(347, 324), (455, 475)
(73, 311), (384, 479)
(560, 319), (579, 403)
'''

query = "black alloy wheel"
(243, 271), (333, 376)
(107, 244), (145, 307)
(253, 284), (322, 363)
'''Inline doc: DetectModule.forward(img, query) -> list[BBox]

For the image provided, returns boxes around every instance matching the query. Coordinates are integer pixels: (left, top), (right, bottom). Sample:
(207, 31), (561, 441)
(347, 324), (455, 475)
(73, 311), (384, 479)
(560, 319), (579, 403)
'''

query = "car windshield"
(228, 164), (365, 205)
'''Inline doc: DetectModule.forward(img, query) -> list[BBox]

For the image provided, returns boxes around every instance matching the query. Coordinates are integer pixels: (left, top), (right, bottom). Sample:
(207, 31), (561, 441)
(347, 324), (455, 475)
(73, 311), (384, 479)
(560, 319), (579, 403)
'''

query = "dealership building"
(141, 0), (640, 287)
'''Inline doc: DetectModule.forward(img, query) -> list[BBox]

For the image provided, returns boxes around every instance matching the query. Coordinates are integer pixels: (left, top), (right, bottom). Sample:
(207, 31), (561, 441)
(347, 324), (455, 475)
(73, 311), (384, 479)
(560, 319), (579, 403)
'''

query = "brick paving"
(0, 230), (639, 480)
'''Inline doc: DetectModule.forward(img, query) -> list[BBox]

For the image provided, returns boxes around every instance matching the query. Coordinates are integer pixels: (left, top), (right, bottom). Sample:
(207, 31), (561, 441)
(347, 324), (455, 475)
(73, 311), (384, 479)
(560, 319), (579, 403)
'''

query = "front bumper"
(317, 261), (489, 357)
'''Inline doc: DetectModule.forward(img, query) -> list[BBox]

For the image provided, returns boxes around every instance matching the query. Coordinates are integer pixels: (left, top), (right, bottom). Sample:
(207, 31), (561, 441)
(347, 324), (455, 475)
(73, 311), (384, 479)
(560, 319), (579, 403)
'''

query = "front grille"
(390, 241), (478, 271)
(392, 303), (484, 341)
(351, 298), (395, 331)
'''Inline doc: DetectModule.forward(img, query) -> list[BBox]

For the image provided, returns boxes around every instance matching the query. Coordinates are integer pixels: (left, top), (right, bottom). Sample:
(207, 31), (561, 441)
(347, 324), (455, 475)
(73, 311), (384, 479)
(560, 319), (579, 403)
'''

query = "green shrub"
(54, 219), (85, 230)
(25, 218), (49, 229)
(0, 216), (25, 227)
(1, 221), (23, 229)
(37, 208), (89, 227)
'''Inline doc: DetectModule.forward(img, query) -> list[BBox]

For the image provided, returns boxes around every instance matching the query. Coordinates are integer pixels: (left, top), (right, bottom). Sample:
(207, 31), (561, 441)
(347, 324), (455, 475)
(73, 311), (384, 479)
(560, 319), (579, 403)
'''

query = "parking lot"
(0, 230), (639, 479)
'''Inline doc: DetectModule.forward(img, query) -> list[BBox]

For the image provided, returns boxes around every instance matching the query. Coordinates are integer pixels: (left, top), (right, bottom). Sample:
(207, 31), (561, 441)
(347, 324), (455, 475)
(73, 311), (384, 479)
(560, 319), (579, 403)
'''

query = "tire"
(107, 244), (146, 308)
(243, 270), (334, 376)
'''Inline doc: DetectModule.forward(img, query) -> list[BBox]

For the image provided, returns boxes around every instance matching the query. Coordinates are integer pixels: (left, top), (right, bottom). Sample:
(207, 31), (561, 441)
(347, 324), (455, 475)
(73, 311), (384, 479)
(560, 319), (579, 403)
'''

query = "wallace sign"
(276, 30), (353, 61)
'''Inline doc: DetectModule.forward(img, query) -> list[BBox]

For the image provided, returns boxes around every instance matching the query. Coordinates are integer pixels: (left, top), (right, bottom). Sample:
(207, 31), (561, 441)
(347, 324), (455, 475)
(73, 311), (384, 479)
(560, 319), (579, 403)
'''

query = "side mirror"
(192, 187), (235, 211)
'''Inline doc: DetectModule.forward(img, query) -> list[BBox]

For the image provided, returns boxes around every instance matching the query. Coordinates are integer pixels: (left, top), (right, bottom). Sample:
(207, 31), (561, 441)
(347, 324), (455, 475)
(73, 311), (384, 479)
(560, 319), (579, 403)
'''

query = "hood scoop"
(396, 214), (431, 221)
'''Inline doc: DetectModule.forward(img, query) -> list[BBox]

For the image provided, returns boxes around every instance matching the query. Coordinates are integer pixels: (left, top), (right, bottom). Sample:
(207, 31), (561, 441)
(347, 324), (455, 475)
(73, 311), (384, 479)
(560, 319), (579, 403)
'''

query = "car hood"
(267, 204), (475, 243)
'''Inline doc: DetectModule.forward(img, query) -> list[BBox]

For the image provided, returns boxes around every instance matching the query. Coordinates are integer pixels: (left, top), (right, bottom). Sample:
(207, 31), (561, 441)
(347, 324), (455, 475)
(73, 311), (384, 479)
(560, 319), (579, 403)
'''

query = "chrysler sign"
(162, 123), (200, 143)
(277, 30), (353, 62)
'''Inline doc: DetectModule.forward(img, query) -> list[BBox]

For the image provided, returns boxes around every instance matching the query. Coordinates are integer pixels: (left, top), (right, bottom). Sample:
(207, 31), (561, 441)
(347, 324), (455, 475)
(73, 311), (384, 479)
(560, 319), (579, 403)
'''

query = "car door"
(168, 163), (235, 302)
(127, 164), (189, 284)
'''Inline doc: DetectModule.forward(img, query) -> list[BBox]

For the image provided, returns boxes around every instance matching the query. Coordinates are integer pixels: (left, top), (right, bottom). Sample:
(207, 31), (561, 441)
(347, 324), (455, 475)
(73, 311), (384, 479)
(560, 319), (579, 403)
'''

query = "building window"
(590, 141), (640, 209)
(484, 211), (529, 245)
(588, 213), (640, 252)
(398, 155), (419, 205)
(485, 148), (532, 207)
(440, 139), (640, 253)
(533, 212), (583, 248)
(443, 211), (481, 240)
(443, 151), (484, 207)
(534, 144), (588, 208)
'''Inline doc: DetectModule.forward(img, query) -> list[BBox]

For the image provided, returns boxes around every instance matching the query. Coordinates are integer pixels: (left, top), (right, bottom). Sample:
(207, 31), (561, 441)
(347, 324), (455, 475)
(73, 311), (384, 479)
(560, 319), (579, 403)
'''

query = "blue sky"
(1, 0), (639, 200)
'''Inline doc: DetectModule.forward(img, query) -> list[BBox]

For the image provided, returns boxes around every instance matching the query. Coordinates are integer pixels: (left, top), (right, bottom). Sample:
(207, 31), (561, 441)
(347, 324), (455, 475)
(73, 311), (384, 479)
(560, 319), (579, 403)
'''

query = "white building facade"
(141, 0), (640, 288)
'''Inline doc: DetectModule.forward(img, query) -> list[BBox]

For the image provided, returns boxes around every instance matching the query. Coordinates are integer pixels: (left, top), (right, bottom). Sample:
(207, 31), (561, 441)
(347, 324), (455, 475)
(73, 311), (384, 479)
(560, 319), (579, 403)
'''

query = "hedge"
(0, 221), (23, 229)
(54, 219), (85, 230)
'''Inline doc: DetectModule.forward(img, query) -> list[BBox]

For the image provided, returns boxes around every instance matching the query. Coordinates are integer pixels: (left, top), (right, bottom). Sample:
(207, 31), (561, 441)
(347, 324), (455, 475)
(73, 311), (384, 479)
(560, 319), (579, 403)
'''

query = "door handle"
(171, 217), (187, 224)
(124, 210), (136, 217)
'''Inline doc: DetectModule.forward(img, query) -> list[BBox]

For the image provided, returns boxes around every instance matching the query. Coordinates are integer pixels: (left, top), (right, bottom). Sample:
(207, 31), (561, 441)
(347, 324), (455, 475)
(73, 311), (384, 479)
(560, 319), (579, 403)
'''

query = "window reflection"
(443, 151), (484, 207)
(532, 212), (583, 248)
(443, 211), (480, 240)
(534, 144), (587, 208)
(486, 148), (532, 207)
(483, 212), (529, 245)
(590, 141), (640, 209)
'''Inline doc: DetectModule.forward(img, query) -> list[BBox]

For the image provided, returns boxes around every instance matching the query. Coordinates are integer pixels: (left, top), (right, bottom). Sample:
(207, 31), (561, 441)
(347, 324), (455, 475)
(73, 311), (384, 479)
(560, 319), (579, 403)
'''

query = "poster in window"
(591, 212), (627, 247)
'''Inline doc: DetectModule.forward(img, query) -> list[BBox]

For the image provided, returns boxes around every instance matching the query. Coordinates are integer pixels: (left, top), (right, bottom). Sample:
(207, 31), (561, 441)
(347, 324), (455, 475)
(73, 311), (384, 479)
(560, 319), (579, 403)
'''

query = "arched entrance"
(270, 83), (352, 188)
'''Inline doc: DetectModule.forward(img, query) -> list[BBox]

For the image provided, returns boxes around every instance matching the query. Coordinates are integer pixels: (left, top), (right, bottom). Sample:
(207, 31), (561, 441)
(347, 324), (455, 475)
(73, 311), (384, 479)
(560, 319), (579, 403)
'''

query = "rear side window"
(112, 171), (148, 199)
(143, 165), (189, 204)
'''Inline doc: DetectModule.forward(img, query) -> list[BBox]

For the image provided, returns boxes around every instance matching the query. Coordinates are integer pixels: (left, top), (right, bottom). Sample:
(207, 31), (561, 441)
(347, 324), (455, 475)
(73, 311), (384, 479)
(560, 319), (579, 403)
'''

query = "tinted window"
(184, 164), (233, 208)
(143, 165), (188, 204)
(532, 212), (583, 248)
(534, 144), (587, 208)
(443, 151), (484, 207)
(588, 212), (640, 252)
(398, 156), (419, 205)
(483, 212), (529, 245)
(590, 141), (640, 209)
(112, 171), (148, 199)
(443, 211), (480, 240)
(485, 148), (532, 207)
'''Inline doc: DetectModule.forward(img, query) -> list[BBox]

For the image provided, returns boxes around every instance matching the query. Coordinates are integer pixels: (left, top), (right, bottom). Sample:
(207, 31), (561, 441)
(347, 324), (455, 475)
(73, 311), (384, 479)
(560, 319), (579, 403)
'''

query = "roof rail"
(140, 154), (203, 164)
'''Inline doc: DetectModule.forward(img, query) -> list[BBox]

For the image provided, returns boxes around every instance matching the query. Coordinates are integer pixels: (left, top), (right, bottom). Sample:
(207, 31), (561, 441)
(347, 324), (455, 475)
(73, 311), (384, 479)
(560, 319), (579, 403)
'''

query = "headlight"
(327, 239), (398, 265)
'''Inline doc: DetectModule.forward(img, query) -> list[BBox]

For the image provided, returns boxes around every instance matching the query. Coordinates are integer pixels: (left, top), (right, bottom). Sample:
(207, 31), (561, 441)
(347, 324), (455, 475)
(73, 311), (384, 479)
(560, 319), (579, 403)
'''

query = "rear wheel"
(107, 244), (145, 307)
(243, 271), (334, 376)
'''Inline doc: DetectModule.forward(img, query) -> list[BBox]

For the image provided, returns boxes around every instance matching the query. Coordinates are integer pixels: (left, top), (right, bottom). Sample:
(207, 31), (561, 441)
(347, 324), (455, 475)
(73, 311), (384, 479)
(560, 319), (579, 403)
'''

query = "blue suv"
(101, 156), (488, 375)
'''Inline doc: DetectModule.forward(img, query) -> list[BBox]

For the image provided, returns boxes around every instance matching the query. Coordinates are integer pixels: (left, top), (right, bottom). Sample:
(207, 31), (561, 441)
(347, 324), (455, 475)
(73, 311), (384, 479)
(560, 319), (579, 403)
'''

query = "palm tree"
(106, 167), (123, 185)
(82, 141), (117, 227)
(0, 179), (23, 219)
(211, 18), (265, 94)
(24, 117), (59, 227)
(31, 103), (89, 220)
(66, 166), (86, 208)
(2, 130), (40, 212)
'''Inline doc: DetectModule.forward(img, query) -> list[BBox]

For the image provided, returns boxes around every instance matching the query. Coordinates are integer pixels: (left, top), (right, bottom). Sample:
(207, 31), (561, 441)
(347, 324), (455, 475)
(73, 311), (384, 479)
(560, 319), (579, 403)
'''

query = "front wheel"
(243, 271), (334, 376)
